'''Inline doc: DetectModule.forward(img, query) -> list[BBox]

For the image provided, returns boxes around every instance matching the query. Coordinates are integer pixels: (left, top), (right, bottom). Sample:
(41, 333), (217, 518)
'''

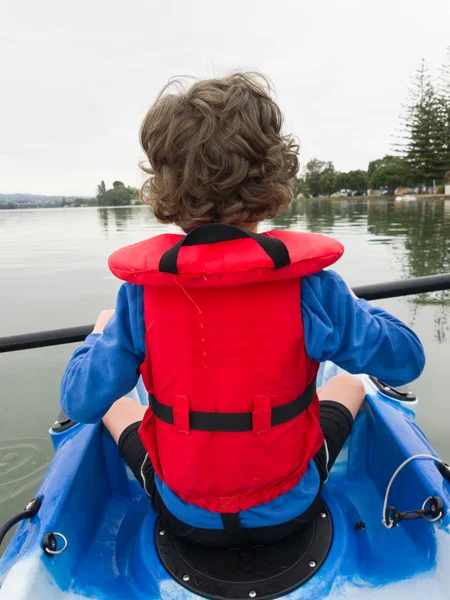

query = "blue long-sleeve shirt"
(60, 269), (425, 528)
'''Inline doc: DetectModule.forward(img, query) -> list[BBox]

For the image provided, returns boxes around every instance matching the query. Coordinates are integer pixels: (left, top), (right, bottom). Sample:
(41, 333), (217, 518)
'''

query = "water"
(1, 199), (450, 542)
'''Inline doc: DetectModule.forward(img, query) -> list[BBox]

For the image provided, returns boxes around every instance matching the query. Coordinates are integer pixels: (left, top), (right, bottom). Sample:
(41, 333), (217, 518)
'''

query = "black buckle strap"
(148, 380), (316, 433)
(220, 513), (242, 533)
(159, 223), (291, 274)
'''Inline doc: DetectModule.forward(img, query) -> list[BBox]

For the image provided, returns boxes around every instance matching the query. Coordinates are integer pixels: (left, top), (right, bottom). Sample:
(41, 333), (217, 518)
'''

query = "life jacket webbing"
(220, 512), (242, 533)
(148, 379), (316, 434)
(159, 223), (291, 274)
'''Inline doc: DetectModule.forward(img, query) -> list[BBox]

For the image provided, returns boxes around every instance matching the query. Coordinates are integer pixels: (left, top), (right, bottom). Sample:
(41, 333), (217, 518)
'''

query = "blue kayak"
(1, 363), (450, 600)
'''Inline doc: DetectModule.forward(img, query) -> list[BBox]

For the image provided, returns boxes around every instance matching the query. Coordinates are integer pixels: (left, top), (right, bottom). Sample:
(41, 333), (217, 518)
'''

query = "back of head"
(140, 73), (299, 232)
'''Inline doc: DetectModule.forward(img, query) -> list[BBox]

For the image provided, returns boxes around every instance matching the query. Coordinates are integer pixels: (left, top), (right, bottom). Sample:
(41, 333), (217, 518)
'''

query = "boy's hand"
(93, 309), (115, 334)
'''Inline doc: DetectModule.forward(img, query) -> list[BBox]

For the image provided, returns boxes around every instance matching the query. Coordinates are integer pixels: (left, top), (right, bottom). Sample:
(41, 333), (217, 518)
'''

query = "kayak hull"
(1, 369), (450, 599)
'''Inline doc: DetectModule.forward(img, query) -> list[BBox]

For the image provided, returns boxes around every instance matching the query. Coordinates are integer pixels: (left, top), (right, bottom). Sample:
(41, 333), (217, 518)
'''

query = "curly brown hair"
(139, 73), (299, 232)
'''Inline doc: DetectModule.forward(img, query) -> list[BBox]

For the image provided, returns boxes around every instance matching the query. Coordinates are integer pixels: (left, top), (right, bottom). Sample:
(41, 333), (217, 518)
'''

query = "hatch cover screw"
(320, 512), (327, 518)
(249, 592), (257, 598)
(309, 560), (316, 568)
(159, 530), (165, 536)
(183, 574), (190, 582)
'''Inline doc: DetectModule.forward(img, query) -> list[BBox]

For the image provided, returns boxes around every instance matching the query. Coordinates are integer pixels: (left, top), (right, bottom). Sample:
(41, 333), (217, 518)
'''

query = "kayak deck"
(1, 373), (450, 599)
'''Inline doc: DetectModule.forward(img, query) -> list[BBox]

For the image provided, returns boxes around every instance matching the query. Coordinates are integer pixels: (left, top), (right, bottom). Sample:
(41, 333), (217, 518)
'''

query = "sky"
(1, 0), (449, 196)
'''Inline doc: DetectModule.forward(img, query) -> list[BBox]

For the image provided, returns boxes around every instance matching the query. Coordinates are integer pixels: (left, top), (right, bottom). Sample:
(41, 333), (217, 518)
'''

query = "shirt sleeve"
(60, 283), (146, 423)
(301, 270), (425, 386)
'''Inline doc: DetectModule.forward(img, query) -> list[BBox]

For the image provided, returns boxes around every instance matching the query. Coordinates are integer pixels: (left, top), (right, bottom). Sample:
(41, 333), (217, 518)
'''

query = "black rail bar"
(1, 273), (450, 353)
(0, 325), (94, 354)
(352, 273), (450, 301)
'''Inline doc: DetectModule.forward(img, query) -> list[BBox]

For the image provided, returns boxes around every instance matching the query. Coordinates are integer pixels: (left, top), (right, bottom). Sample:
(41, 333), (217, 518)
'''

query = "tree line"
(96, 180), (139, 206)
(60, 181), (140, 207)
(296, 47), (450, 198)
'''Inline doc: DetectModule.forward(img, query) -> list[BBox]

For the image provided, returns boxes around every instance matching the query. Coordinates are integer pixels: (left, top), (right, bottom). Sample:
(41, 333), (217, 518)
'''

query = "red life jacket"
(109, 224), (343, 514)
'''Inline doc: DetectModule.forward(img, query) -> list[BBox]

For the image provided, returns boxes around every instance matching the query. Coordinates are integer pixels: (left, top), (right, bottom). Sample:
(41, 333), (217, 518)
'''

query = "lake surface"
(1, 199), (450, 546)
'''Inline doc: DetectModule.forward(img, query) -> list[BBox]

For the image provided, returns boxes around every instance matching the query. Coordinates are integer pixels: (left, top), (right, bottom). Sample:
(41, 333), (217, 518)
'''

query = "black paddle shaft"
(1, 273), (450, 353)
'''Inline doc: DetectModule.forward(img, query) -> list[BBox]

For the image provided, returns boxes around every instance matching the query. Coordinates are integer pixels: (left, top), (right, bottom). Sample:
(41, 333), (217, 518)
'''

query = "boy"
(61, 73), (425, 547)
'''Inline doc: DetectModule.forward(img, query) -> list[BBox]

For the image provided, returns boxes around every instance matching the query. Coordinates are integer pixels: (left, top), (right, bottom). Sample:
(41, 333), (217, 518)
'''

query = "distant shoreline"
(0, 203), (139, 211)
(1, 195), (450, 211)
(0, 201), (140, 211)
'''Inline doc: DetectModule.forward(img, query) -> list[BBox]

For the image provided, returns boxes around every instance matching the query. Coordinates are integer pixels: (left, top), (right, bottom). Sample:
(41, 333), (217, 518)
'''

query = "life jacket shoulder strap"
(148, 380), (316, 435)
(159, 223), (291, 274)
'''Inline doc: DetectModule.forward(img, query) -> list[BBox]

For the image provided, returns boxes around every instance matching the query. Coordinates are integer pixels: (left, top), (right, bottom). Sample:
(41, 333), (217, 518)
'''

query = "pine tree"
(96, 180), (107, 200)
(436, 47), (450, 178)
(395, 59), (443, 186)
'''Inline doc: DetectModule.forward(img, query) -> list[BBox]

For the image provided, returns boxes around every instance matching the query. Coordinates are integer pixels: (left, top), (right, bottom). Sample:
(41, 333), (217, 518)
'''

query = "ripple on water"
(0, 439), (52, 505)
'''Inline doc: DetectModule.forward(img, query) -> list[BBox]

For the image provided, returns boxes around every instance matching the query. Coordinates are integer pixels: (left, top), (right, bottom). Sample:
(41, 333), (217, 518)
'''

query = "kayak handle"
(43, 531), (68, 556)
(0, 497), (41, 548)
(385, 496), (444, 527)
(382, 454), (447, 529)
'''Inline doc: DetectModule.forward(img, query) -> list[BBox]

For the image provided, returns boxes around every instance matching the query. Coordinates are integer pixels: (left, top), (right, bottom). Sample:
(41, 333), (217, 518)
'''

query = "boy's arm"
(301, 270), (425, 386)
(60, 283), (145, 424)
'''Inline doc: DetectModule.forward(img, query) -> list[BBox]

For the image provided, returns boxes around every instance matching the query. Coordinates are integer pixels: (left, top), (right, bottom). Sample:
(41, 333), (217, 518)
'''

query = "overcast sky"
(1, 0), (449, 196)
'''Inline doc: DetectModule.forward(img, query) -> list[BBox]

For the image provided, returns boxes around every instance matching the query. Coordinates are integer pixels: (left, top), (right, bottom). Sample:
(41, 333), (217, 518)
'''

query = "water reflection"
(367, 199), (450, 279)
(273, 198), (368, 232)
(98, 207), (110, 234)
(98, 205), (155, 235)
(98, 206), (138, 234)
(368, 198), (450, 341)
(282, 198), (450, 342)
(114, 207), (136, 231)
